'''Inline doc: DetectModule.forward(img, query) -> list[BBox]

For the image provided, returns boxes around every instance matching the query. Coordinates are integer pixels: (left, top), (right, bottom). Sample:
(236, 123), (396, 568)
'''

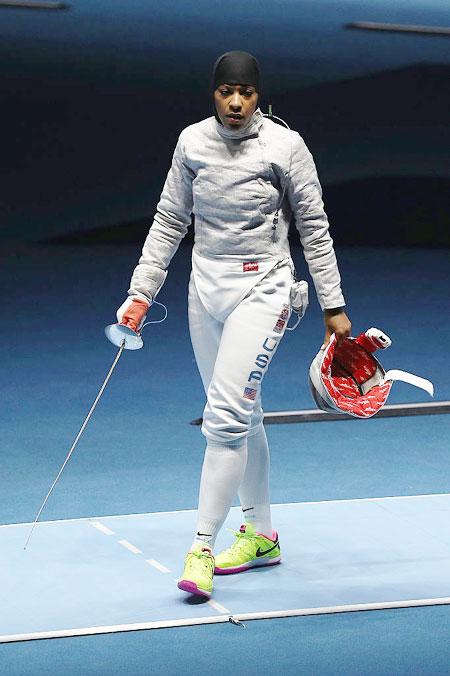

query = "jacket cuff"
(319, 291), (346, 312)
(128, 267), (168, 304)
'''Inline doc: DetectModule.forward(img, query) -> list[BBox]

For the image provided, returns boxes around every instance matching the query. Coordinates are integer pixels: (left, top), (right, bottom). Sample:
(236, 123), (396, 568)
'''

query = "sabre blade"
(24, 340), (126, 550)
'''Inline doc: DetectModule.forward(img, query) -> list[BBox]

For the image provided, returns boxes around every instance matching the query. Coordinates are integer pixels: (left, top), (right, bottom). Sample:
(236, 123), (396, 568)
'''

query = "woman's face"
(214, 83), (258, 130)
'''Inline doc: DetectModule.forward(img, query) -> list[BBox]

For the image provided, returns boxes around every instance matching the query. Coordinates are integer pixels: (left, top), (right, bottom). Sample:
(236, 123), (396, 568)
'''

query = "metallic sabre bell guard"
(105, 323), (144, 350)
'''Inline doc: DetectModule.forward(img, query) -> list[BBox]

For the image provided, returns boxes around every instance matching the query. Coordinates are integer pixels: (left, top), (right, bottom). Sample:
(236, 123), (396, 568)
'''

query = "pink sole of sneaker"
(214, 557), (281, 575)
(177, 579), (211, 598)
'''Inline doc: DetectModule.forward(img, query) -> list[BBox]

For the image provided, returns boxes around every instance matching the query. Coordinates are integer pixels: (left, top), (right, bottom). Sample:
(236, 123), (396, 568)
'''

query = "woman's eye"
(220, 90), (230, 96)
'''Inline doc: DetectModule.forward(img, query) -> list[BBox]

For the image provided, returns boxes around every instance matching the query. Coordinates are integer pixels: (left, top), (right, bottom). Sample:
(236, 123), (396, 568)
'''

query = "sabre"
(23, 303), (167, 550)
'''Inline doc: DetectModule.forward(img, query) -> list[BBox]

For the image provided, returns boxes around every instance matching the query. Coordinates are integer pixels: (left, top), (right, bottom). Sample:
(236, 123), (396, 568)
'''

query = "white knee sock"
(238, 424), (273, 538)
(193, 438), (248, 551)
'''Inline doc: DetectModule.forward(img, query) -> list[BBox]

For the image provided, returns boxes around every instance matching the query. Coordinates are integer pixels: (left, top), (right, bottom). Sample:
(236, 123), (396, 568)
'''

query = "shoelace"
(224, 529), (258, 557)
(186, 549), (214, 574)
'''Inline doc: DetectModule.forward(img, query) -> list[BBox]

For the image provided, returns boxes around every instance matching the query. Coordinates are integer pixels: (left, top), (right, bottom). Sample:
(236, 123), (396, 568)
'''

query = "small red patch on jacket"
(243, 262), (259, 272)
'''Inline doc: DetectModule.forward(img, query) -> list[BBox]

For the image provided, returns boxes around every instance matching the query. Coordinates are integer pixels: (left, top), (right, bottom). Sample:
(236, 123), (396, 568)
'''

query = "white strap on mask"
(383, 369), (434, 397)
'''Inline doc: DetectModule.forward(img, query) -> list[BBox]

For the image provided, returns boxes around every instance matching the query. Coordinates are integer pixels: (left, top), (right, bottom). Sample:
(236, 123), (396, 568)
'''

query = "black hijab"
(212, 51), (261, 124)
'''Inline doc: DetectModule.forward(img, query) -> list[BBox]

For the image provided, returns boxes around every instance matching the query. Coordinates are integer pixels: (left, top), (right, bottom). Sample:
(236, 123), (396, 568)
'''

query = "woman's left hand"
(322, 309), (352, 350)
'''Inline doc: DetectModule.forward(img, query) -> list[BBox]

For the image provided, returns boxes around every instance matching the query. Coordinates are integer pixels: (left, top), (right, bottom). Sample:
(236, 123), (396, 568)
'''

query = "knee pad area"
(201, 424), (249, 447)
(201, 414), (250, 447)
(201, 398), (253, 445)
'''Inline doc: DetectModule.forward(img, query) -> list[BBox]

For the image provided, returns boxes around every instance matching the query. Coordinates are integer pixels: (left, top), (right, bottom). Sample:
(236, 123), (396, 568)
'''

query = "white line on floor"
(89, 521), (115, 536)
(207, 599), (230, 614)
(2, 493), (449, 528)
(2, 596), (450, 643)
(118, 540), (142, 555)
(145, 559), (171, 574)
(277, 493), (450, 508)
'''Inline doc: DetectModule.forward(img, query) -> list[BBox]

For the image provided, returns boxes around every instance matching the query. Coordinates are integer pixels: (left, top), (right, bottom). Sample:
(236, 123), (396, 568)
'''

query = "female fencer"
(116, 51), (351, 597)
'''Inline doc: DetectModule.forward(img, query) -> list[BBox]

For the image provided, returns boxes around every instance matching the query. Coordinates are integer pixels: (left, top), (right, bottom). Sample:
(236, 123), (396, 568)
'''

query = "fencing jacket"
(128, 107), (345, 311)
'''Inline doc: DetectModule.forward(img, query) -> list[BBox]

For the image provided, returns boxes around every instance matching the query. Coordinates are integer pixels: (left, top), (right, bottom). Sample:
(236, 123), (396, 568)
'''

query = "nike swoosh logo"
(242, 507), (254, 512)
(255, 539), (279, 557)
(197, 532), (212, 537)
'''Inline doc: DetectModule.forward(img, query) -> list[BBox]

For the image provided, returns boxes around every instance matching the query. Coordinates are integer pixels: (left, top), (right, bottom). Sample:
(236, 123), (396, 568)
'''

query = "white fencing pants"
(188, 259), (293, 544)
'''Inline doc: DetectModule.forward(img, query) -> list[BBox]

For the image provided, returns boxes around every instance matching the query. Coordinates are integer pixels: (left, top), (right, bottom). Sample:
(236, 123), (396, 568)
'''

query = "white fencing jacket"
(128, 107), (345, 311)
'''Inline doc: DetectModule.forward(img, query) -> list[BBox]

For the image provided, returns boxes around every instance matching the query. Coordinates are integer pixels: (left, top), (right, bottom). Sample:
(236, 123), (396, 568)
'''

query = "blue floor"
(1, 244), (449, 673)
(2, 496), (450, 643)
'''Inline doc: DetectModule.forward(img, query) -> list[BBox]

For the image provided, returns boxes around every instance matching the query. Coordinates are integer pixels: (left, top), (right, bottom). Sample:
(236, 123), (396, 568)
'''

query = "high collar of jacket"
(215, 107), (264, 140)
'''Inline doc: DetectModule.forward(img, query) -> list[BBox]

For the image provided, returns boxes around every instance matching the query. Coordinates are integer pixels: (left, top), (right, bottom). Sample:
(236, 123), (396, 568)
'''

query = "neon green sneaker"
(177, 546), (215, 598)
(214, 523), (281, 574)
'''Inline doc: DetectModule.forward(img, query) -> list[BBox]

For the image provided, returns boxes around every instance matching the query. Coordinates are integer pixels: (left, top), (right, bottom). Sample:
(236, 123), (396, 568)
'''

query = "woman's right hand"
(116, 298), (150, 333)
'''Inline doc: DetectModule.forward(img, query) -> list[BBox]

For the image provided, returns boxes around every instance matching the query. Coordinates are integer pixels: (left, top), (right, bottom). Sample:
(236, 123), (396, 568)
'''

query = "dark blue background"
(1, 0), (449, 246)
(1, 3), (449, 673)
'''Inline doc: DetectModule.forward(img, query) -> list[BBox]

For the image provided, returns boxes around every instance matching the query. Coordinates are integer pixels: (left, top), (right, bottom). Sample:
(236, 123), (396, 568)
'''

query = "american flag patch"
(243, 262), (259, 272)
(274, 303), (290, 334)
(243, 387), (257, 400)
(280, 304), (289, 321)
(274, 319), (286, 334)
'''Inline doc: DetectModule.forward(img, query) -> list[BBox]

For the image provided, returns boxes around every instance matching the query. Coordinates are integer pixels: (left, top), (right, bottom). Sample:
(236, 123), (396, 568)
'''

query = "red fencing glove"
(116, 298), (150, 333)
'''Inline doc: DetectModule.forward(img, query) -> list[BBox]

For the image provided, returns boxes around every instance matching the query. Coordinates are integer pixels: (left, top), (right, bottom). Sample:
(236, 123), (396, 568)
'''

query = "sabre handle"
(116, 298), (150, 333)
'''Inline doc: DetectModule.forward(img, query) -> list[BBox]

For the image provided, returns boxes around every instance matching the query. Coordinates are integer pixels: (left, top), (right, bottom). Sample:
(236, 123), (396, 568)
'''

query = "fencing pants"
(188, 257), (293, 546)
